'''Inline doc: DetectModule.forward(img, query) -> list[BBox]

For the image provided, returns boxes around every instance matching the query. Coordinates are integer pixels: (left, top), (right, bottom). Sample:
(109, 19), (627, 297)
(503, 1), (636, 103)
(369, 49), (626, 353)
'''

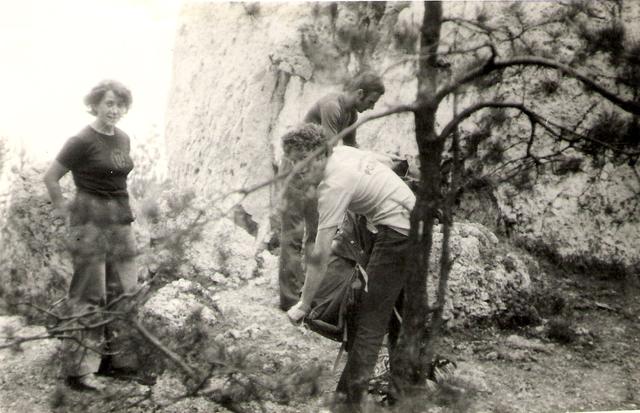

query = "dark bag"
(303, 213), (371, 343)
(304, 260), (365, 342)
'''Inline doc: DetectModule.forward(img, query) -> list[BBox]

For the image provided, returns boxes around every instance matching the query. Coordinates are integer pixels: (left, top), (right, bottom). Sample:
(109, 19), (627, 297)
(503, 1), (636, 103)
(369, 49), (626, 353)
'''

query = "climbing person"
(278, 71), (386, 311)
(43, 80), (141, 391)
(283, 123), (415, 410)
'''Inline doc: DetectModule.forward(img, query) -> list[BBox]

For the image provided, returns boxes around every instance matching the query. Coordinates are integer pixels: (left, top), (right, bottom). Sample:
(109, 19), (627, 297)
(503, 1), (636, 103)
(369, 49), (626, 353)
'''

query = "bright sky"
(0, 0), (181, 161)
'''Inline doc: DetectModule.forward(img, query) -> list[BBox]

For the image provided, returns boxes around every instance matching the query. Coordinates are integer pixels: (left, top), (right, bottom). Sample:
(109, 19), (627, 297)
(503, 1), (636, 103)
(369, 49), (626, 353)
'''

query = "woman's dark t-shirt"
(56, 126), (135, 225)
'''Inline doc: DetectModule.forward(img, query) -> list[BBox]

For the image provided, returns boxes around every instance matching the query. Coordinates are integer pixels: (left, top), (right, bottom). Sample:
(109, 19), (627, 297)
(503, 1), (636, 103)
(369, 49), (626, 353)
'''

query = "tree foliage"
(387, 0), (640, 394)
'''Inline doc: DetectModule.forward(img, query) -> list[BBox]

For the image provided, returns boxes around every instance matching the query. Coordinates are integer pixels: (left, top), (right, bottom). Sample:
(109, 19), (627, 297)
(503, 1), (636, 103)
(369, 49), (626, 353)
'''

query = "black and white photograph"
(0, 1), (638, 412)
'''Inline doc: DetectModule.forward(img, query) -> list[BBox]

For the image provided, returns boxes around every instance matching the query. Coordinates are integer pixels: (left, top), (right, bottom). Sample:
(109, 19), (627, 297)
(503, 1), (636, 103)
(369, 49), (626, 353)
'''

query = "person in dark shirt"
(303, 72), (385, 148)
(278, 72), (385, 311)
(43, 80), (139, 391)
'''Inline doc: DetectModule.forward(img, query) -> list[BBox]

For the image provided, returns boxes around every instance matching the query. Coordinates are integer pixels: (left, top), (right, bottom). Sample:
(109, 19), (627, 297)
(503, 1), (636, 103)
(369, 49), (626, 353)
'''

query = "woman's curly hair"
(84, 79), (133, 115)
(281, 123), (327, 161)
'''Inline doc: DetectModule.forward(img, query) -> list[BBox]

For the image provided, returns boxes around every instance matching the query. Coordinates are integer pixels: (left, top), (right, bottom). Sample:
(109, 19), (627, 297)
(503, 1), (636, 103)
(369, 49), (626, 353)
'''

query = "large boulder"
(187, 218), (261, 285)
(137, 276), (335, 410)
(137, 279), (222, 375)
(428, 223), (531, 327)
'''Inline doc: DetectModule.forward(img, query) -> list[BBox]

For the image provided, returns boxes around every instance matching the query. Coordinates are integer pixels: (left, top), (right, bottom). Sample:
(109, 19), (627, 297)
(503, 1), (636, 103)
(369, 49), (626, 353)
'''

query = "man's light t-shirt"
(317, 146), (416, 235)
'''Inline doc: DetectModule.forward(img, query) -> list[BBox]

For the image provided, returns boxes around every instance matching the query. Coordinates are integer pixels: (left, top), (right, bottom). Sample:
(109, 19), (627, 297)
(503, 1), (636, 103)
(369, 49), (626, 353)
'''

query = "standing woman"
(43, 80), (139, 391)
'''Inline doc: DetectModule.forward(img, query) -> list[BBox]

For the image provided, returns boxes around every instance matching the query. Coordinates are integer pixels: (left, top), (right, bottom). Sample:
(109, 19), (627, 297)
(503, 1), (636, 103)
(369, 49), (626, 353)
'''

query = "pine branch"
(0, 317), (116, 350)
(441, 16), (494, 35)
(380, 43), (493, 77)
(436, 55), (640, 116)
(131, 319), (202, 382)
(439, 100), (640, 158)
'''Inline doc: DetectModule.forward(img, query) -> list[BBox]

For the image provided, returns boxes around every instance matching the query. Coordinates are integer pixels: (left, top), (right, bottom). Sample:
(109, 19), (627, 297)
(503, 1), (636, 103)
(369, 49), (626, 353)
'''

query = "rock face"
(428, 223), (531, 327)
(166, 1), (639, 276)
(497, 164), (640, 275)
(165, 2), (422, 226)
(187, 218), (261, 284)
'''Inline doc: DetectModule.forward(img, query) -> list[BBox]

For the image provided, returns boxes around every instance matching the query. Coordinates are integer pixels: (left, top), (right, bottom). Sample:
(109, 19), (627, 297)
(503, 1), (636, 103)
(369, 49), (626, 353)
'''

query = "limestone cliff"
(165, 2), (422, 226)
(165, 1), (639, 274)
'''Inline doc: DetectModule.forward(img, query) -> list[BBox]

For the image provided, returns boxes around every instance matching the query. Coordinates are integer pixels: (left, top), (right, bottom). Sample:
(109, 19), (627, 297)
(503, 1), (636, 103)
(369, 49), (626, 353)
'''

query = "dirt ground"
(443, 270), (640, 413)
(1, 264), (639, 413)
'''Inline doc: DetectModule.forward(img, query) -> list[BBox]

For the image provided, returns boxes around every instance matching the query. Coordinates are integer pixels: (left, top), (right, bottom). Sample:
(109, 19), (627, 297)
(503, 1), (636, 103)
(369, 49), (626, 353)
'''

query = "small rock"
(505, 334), (552, 353)
(498, 349), (530, 362)
(574, 326), (591, 336)
(210, 272), (227, 284)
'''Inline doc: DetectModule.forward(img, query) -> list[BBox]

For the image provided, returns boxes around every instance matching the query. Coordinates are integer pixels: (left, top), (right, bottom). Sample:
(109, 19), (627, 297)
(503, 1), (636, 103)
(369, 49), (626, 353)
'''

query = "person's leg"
(62, 223), (107, 379)
(103, 224), (140, 371)
(331, 213), (373, 354)
(335, 227), (409, 406)
(278, 159), (308, 310)
(386, 291), (404, 402)
(278, 190), (306, 310)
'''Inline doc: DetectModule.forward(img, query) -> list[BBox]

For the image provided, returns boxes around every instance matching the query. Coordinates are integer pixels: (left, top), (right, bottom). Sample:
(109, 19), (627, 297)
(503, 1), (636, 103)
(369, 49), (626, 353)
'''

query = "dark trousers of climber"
(278, 158), (318, 311)
(336, 225), (409, 408)
(61, 223), (139, 376)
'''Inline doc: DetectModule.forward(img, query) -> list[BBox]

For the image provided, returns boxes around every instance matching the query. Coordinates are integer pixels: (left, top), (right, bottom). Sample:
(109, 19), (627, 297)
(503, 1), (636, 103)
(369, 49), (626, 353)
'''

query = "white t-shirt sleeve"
(317, 177), (353, 230)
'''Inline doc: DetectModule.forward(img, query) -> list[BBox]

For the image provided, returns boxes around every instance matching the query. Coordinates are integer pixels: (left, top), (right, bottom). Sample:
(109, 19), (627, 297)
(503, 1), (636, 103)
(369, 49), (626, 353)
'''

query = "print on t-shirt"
(111, 148), (129, 170)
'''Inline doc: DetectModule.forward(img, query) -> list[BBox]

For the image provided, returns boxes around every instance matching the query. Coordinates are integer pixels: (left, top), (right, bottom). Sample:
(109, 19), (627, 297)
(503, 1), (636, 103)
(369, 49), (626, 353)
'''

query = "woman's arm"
(43, 160), (70, 216)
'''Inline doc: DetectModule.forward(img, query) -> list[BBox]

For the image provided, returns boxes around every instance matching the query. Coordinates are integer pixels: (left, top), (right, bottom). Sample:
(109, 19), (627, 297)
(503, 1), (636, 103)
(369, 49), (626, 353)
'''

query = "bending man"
(284, 123), (415, 409)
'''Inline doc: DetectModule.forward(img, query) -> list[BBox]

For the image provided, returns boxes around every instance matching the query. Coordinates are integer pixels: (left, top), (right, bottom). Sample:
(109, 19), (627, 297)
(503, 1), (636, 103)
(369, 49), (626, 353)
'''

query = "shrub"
(547, 316), (577, 344)
(495, 288), (542, 330)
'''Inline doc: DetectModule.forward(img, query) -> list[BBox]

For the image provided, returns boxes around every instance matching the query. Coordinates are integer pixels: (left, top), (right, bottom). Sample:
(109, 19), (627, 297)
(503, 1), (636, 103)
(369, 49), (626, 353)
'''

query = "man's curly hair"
(281, 123), (327, 161)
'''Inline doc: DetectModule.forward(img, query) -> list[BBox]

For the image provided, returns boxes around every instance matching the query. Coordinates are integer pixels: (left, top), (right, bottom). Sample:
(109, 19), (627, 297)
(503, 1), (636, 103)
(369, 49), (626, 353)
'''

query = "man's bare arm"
(287, 226), (337, 324)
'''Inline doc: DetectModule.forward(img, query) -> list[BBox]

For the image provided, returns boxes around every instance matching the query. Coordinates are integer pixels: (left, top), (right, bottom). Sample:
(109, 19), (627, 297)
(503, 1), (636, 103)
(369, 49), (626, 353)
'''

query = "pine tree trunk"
(394, 1), (444, 392)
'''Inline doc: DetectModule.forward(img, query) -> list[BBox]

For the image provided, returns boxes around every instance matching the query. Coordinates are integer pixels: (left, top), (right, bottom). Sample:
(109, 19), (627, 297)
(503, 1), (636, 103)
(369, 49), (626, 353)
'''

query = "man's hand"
(287, 301), (309, 326)
(52, 200), (70, 219)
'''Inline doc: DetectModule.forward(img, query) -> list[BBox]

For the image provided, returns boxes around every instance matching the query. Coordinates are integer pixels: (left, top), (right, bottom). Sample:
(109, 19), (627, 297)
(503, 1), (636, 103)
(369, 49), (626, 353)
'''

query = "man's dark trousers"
(336, 225), (409, 407)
